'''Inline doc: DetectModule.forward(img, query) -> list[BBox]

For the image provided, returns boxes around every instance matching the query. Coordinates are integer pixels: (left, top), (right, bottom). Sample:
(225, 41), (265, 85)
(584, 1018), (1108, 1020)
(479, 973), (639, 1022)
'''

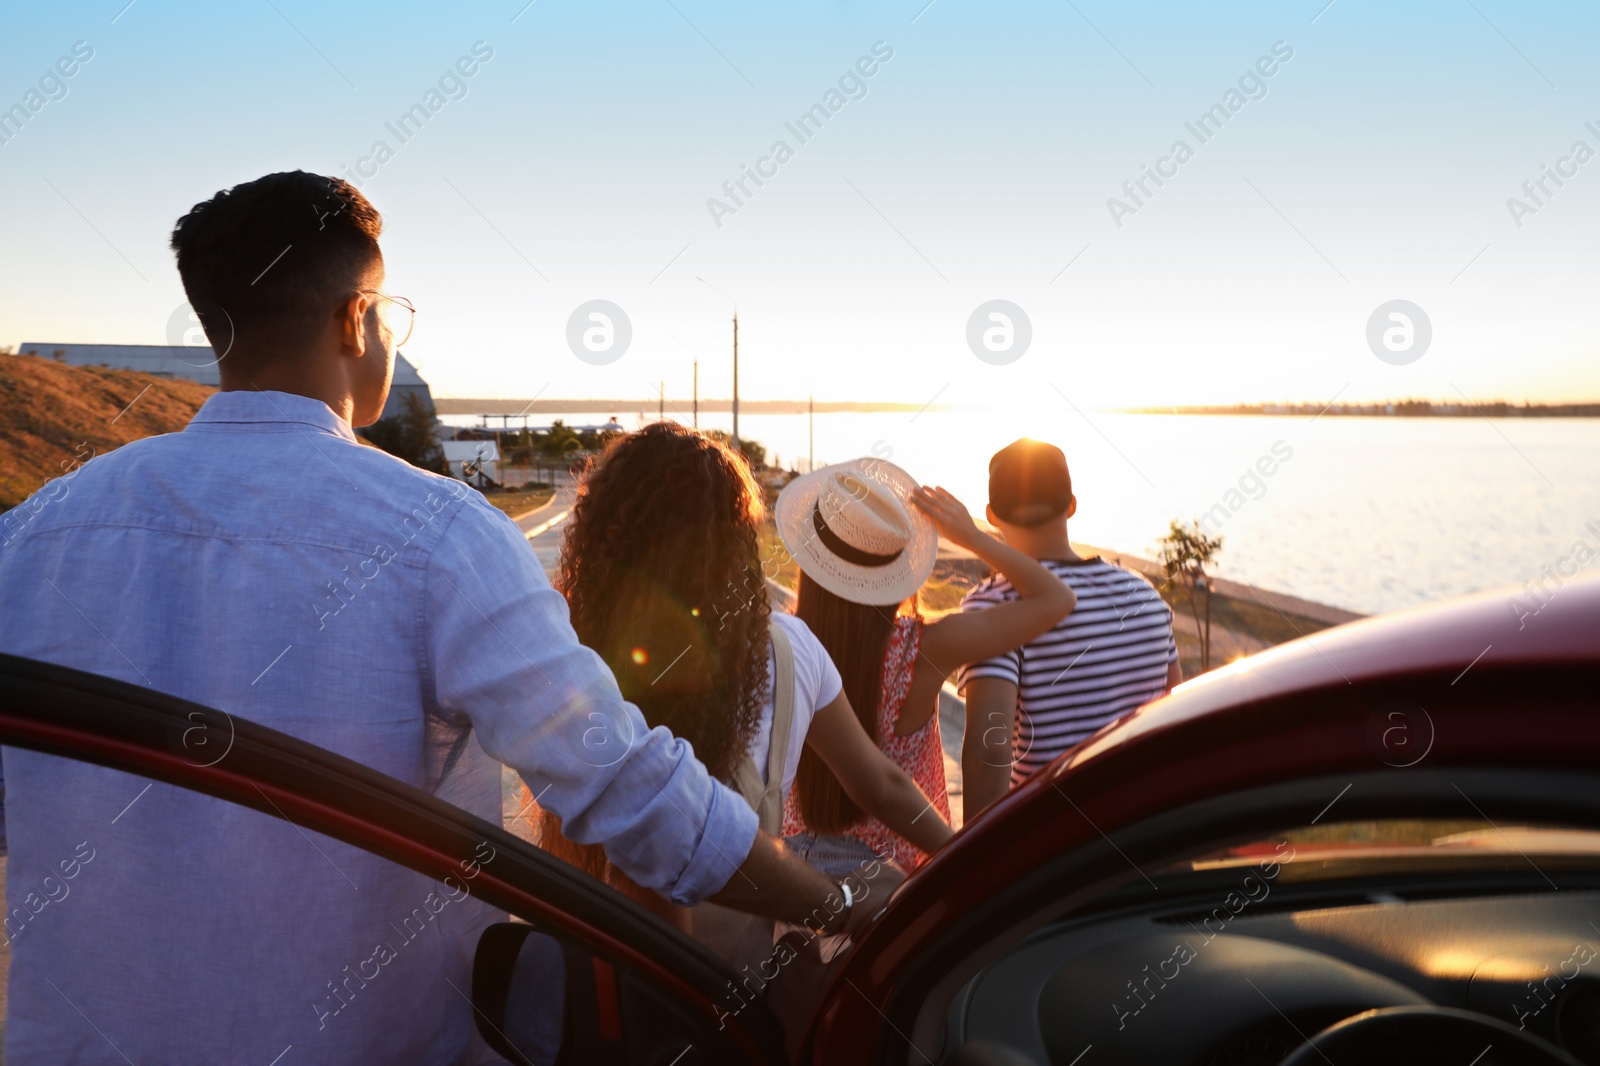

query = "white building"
(442, 441), (499, 484)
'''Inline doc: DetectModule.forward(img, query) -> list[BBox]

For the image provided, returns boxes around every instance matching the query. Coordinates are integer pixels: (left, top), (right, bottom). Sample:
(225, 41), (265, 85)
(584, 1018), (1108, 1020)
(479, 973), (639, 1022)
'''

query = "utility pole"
(659, 378), (664, 421)
(692, 359), (698, 428)
(808, 394), (814, 473)
(732, 311), (739, 452)
(694, 276), (740, 453)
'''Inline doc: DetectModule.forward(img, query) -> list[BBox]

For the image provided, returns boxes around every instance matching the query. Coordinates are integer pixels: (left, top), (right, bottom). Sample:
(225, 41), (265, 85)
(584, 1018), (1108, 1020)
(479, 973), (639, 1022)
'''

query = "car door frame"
(0, 650), (788, 1064)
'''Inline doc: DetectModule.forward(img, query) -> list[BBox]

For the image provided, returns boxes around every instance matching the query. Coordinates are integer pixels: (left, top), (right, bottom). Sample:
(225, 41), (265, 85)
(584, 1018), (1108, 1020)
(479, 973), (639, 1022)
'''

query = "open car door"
(0, 651), (790, 1065)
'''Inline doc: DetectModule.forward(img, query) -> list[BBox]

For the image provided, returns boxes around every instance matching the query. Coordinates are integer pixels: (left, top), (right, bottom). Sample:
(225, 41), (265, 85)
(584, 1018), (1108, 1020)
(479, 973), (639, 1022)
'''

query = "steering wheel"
(1278, 1006), (1583, 1066)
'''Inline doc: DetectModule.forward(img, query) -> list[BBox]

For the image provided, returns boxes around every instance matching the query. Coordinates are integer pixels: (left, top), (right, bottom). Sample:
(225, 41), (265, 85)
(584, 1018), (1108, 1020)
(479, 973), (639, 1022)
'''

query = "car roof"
(1067, 571), (1600, 770)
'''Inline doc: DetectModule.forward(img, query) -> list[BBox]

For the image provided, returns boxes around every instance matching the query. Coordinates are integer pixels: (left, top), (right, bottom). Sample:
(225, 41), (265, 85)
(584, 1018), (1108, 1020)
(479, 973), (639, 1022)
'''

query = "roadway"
(514, 483), (576, 574)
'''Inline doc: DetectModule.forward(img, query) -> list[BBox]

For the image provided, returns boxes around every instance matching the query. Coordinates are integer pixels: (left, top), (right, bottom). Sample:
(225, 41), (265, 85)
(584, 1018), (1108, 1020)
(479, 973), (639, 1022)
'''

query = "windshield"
(1169, 820), (1600, 883)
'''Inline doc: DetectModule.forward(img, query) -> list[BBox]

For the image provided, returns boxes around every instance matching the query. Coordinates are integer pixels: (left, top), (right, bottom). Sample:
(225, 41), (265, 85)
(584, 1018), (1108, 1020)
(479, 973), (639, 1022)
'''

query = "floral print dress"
(782, 616), (949, 871)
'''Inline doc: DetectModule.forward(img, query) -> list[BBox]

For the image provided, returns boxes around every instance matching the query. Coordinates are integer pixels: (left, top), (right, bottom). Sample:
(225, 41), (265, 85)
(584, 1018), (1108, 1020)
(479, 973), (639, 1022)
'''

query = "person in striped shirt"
(956, 439), (1180, 818)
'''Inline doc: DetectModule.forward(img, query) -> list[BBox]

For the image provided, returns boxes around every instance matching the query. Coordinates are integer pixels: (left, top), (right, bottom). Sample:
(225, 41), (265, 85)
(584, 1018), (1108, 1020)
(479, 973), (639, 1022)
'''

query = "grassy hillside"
(0, 355), (215, 510)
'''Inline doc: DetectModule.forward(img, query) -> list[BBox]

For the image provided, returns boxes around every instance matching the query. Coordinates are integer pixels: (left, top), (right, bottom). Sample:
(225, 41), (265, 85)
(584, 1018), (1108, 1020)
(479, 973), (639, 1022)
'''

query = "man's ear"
(336, 293), (370, 357)
(1066, 495), (1077, 520)
(985, 503), (999, 526)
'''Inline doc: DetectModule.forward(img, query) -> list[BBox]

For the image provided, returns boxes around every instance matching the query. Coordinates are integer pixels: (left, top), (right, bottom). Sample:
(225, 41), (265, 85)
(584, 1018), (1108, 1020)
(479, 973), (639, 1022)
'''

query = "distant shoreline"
(1128, 402), (1600, 419)
(434, 398), (951, 416)
(435, 398), (1600, 418)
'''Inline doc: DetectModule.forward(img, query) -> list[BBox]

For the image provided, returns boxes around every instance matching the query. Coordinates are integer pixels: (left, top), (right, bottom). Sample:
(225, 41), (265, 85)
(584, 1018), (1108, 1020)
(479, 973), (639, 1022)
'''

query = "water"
(445, 409), (1600, 616)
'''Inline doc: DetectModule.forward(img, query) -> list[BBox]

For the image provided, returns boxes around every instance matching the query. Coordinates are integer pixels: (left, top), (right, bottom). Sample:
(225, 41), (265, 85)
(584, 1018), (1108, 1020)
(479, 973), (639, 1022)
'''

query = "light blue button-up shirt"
(0, 390), (758, 1064)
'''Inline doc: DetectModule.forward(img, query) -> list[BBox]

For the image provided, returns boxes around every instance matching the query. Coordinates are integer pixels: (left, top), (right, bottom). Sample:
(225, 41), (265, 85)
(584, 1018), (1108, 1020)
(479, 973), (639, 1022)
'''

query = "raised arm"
(910, 486), (1076, 674)
(802, 692), (953, 855)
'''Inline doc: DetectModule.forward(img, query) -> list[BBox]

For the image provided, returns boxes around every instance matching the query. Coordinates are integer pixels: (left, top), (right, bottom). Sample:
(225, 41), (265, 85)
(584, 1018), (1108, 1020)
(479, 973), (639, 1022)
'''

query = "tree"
(540, 419), (582, 459)
(704, 429), (766, 469)
(577, 425), (622, 451)
(1156, 519), (1224, 672)
(360, 392), (445, 474)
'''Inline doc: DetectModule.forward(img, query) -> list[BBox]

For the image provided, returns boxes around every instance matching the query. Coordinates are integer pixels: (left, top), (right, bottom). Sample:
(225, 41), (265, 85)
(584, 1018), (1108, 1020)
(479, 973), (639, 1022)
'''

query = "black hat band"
(812, 502), (903, 568)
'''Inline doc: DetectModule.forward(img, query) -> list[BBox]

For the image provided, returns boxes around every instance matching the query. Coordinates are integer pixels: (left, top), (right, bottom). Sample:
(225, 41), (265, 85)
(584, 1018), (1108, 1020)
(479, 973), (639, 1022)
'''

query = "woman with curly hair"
(529, 422), (950, 961)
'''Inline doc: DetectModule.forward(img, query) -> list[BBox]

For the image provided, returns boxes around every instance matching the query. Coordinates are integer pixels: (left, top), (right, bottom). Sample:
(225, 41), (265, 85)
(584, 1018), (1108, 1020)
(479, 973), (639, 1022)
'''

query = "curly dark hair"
(559, 420), (770, 779)
(536, 422), (771, 888)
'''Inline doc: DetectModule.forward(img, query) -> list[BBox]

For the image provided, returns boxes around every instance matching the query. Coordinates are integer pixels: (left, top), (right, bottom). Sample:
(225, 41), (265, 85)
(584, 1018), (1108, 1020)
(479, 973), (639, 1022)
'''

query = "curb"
(507, 490), (560, 526)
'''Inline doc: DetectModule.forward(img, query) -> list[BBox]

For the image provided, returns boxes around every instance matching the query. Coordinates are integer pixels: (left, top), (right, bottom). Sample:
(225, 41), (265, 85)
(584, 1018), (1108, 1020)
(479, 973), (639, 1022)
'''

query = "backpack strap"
(729, 618), (797, 836)
(691, 620), (796, 967)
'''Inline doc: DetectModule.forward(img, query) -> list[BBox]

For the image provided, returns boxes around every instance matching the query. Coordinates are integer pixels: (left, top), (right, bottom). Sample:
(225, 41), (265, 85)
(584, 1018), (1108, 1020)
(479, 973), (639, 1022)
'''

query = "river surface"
(446, 409), (1600, 616)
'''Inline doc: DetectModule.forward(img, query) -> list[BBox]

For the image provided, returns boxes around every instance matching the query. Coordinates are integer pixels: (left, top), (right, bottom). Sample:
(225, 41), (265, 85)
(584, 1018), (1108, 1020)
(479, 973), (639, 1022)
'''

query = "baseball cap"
(988, 438), (1072, 526)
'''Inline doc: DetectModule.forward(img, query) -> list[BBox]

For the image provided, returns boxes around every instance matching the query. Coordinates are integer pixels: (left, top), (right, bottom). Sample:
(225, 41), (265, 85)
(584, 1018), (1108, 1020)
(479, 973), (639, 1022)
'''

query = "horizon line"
(434, 396), (1600, 416)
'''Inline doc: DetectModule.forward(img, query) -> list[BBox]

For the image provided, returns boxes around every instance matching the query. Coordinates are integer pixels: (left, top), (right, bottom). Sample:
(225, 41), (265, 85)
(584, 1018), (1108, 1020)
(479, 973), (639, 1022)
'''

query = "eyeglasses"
(360, 291), (416, 348)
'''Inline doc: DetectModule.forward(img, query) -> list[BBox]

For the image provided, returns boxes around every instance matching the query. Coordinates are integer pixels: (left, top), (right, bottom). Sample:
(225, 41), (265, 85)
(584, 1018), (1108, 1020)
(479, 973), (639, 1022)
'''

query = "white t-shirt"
(747, 612), (844, 799)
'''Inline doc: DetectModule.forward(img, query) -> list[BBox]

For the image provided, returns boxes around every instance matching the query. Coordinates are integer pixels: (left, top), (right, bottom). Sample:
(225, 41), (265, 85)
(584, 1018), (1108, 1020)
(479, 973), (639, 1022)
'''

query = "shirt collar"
(187, 390), (358, 443)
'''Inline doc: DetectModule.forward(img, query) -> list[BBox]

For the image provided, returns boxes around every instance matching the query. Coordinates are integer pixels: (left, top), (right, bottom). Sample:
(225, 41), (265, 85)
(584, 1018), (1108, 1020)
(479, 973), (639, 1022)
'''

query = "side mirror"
(472, 921), (753, 1066)
(471, 922), (570, 1066)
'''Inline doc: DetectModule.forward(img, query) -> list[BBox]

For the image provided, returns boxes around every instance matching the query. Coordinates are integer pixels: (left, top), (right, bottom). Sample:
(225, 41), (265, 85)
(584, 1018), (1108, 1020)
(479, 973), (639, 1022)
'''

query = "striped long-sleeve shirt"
(956, 557), (1177, 785)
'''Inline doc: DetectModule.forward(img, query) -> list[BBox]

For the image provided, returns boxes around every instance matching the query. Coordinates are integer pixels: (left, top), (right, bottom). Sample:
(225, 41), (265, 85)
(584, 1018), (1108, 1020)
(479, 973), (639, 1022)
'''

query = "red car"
(2, 575), (1597, 1065)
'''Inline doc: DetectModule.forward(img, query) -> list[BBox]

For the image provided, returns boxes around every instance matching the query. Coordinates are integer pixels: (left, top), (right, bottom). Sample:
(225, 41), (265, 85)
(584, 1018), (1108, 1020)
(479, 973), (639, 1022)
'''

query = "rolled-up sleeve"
(422, 498), (758, 905)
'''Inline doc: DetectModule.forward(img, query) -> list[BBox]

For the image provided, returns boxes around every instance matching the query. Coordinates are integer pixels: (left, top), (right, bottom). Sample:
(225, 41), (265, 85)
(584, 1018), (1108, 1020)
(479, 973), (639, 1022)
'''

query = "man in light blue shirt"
(0, 171), (848, 1064)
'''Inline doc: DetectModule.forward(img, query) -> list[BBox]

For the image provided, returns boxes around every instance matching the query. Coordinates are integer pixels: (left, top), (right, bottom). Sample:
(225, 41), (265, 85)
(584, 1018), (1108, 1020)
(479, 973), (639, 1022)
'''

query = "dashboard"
(947, 876), (1600, 1065)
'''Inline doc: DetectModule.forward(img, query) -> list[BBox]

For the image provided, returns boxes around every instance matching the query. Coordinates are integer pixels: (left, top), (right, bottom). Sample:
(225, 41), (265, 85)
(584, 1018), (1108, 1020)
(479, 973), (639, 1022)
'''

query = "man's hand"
(707, 830), (849, 929)
(708, 831), (910, 937)
(844, 860), (906, 934)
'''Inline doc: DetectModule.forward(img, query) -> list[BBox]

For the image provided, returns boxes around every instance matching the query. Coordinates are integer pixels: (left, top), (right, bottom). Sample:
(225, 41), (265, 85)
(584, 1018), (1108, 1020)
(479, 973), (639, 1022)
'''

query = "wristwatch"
(824, 878), (855, 936)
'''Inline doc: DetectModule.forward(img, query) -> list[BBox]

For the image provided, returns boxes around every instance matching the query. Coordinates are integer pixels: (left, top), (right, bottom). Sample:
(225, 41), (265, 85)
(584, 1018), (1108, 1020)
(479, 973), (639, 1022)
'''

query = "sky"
(2, 0), (1599, 408)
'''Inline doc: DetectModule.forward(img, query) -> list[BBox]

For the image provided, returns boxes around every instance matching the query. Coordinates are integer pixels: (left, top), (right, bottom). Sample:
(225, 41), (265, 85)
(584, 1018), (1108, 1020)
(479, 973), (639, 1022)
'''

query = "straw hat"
(775, 458), (937, 606)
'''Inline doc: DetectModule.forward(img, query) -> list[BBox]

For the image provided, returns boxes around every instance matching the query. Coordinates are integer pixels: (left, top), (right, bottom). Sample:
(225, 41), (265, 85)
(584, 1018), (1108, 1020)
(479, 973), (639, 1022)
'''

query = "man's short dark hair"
(988, 438), (1072, 527)
(169, 171), (383, 358)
